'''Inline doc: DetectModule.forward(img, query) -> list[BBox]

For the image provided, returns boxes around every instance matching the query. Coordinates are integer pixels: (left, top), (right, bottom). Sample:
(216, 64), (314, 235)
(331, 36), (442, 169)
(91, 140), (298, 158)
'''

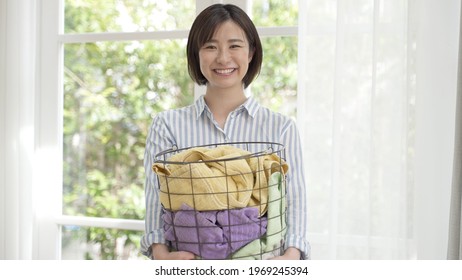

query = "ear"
(248, 48), (254, 63)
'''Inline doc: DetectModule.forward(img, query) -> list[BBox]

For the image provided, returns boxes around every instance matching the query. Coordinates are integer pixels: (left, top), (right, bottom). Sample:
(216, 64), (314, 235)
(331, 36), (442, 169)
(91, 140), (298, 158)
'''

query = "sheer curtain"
(0, 0), (37, 259)
(298, 0), (459, 259)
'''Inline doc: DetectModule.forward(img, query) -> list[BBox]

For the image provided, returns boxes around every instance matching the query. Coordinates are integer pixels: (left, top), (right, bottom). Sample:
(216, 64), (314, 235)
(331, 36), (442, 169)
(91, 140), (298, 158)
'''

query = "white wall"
(0, 0), (6, 260)
(414, 0), (461, 259)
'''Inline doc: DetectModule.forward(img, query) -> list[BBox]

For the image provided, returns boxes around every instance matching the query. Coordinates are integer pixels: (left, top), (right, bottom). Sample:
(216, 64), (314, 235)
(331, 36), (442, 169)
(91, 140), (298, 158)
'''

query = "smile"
(214, 68), (236, 74)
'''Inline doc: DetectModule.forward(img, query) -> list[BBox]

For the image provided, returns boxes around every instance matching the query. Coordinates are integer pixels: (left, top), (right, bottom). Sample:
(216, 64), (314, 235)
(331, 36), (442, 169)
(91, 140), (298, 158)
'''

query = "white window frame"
(36, 0), (298, 259)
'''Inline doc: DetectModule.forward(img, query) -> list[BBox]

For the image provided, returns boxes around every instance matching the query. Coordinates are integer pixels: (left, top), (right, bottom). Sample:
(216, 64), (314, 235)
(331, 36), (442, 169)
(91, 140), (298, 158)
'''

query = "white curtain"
(0, 0), (37, 259)
(298, 0), (460, 259)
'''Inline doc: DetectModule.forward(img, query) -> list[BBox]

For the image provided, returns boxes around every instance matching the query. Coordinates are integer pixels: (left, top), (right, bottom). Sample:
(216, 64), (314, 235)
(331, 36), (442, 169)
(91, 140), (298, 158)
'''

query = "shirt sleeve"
(140, 114), (175, 258)
(280, 119), (311, 260)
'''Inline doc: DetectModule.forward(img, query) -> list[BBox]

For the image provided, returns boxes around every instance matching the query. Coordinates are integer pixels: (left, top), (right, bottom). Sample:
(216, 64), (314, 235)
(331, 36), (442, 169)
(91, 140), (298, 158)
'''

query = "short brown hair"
(186, 4), (263, 88)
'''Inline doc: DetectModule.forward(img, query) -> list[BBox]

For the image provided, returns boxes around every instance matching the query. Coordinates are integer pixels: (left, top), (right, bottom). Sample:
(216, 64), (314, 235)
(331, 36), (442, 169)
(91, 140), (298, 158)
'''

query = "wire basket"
(152, 142), (288, 260)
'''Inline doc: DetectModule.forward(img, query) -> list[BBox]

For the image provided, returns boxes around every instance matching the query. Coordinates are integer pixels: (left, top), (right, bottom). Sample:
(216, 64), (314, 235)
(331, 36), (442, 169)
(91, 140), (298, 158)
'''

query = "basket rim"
(154, 141), (285, 165)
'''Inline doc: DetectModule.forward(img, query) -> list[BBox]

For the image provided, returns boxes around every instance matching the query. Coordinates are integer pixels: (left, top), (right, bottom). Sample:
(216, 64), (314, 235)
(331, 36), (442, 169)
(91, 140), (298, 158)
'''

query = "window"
(39, 0), (299, 260)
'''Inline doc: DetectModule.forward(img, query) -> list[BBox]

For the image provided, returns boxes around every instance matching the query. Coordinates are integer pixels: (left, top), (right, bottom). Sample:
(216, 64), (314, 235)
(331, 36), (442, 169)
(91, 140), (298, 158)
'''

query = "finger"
(174, 251), (195, 260)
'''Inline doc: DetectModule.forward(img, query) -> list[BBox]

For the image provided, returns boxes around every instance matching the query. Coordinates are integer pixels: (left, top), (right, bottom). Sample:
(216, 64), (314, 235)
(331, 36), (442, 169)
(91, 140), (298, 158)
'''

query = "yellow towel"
(152, 145), (288, 216)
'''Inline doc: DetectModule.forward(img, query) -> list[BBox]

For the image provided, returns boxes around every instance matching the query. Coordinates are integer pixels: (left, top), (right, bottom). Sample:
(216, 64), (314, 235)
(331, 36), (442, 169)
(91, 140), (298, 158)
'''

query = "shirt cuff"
(284, 234), (311, 260)
(140, 229), (166, 259)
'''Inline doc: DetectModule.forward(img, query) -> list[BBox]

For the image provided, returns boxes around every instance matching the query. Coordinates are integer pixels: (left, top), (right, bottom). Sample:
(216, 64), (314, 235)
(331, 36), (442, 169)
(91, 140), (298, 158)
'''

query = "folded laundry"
(153, 145), (288, 216)
(163, 204), (267, 259)
(231, 172), (287, 259)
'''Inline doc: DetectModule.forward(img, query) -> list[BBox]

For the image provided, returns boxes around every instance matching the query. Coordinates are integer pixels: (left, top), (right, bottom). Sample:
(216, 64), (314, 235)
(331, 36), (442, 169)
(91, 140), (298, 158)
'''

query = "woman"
(141, 3), (309, 260)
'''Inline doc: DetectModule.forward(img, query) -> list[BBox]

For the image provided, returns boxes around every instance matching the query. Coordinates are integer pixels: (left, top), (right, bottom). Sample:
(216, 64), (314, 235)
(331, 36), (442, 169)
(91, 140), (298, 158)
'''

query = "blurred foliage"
(62, 0), (297, 259)
(251, 0), (298, 26)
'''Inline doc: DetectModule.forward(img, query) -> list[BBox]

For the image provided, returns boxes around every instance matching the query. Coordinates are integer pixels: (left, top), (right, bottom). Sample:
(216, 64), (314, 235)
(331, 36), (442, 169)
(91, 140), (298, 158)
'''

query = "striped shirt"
(141, 95), (310, 259)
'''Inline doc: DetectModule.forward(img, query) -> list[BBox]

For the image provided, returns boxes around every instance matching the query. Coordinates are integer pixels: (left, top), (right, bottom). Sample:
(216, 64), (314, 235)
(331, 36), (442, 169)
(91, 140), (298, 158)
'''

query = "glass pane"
(63, 39), (194, 218)
(64, 0), (195, 33)
(251, 36), (298, 118)
(251, 0), (298, 27)
(61, 225), (144, 259)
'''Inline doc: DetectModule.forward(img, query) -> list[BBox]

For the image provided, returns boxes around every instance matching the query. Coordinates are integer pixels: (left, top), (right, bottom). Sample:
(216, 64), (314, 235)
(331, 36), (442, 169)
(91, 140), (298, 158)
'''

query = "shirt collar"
(241, 96), (260, 118)
(194, 95), (260, 119)
(194, 95), (207, 119)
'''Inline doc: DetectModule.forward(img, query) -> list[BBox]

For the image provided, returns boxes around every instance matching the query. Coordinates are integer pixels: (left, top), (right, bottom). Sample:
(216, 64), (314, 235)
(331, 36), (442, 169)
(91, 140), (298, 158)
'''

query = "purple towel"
(163, 204), (267, 259)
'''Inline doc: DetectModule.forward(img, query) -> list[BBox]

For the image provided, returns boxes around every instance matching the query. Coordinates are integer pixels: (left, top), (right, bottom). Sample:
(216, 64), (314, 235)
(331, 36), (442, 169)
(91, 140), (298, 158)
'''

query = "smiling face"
(198, 20), (253, 93)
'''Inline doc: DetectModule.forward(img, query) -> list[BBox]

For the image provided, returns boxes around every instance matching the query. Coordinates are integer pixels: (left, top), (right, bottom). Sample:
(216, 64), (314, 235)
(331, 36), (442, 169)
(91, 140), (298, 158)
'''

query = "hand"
(151, 244), (195, 260)
(269, 247), (301, 260)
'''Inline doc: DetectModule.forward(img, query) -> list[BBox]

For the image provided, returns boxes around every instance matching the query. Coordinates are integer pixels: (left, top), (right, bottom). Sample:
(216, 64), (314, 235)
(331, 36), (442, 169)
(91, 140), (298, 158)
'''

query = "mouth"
(214, 68), (236, 75)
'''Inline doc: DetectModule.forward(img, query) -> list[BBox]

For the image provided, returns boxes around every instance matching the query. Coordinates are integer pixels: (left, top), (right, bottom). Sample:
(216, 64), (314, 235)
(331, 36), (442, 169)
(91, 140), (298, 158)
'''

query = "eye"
(203, 44), (216, 50)
(230, 45), (242, 49)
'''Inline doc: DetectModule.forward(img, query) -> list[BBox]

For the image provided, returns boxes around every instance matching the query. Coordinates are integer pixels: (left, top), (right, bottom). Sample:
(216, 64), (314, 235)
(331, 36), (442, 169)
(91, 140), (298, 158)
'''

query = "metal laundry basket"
(152, 142), (288, 260)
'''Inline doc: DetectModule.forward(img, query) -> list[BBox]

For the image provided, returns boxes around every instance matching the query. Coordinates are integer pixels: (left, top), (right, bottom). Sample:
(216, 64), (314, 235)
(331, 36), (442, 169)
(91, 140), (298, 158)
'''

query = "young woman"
(141, 3), (309, 260)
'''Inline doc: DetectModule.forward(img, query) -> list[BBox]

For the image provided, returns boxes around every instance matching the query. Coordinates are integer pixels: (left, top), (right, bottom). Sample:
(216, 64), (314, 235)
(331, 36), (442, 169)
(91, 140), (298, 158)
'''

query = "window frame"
(37, 0), (298, 259)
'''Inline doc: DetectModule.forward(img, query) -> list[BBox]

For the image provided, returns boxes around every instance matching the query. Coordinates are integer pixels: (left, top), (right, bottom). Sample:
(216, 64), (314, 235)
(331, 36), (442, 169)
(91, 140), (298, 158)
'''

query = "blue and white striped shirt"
(141, 95), (310, 259)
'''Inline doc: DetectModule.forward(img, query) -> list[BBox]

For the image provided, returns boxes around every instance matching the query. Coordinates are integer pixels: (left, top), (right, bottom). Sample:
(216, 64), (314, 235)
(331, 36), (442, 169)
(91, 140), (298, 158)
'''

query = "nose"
(216, 48), (231, 64)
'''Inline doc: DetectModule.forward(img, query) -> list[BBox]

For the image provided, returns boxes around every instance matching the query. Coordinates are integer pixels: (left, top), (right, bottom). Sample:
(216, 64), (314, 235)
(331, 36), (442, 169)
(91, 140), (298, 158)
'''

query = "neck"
(204, 86), (247, 128)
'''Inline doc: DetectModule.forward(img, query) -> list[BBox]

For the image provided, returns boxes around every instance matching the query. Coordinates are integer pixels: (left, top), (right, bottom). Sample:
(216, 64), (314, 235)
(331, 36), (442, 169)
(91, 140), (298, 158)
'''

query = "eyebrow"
(205, 39), (245, 44)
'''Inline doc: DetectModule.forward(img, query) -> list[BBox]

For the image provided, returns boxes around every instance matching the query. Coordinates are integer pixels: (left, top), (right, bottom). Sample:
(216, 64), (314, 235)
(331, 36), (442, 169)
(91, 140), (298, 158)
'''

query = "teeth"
(215, 68), (234, 74)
